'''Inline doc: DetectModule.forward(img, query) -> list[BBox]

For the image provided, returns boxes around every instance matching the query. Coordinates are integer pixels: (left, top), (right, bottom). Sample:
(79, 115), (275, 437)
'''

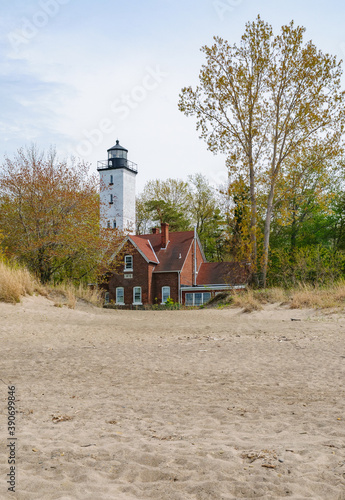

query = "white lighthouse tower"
(98, 140), (138, 234)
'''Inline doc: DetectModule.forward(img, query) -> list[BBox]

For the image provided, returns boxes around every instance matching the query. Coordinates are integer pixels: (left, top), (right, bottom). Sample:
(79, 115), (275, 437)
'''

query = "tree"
(137, 178), (192, 232)
(0, 146), (122, 283)
(220, 176), (253, 261)
(188, 173), (226, 260)
(145, 199), (191, 231)
(136, 176), (226, 258)
(188, 173), (217, 231)
(136, 195), (152, 235)
(179, 16), (345, 286)
(142, 178), (192, 207)
(270, 150), (339, 251)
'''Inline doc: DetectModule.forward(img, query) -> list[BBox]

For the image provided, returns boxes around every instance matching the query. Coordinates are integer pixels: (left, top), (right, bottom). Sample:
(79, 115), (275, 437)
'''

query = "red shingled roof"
(196, 262), (249, 286)
(134, 231), (195, 272)
(130, 235), (159, 263)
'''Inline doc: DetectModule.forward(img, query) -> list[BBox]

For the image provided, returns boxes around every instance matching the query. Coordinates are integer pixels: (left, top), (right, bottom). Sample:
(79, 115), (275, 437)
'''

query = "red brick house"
(104, 222), (248, 307)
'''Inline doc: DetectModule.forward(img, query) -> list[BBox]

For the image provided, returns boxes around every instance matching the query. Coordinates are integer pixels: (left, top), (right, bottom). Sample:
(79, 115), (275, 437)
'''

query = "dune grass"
(0, 259), (103, 308)
(47, 282), (103, 309)
(212, 282), (345, 312)
(2, 256), (345, 312)
(0, 260), (43, 303)
(232, 290), (263, 312)
(289, 281), (345, 310)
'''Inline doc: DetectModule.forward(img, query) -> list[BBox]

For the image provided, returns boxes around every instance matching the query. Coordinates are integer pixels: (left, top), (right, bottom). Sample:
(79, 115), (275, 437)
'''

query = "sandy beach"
(1, 296), (345, 499)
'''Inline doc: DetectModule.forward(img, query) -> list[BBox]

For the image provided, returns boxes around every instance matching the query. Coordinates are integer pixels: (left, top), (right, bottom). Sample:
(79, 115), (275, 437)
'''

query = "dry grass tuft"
(254, 287), (289, 305)
(289, 282), (345, 310)
(220, 283), (345, 312)
(47, 282), (103, 309)
(198, 281), (345, 313)
(232, 290), (263, 313)
(0, 260), (42, 303)
(75, 283), (103, 307)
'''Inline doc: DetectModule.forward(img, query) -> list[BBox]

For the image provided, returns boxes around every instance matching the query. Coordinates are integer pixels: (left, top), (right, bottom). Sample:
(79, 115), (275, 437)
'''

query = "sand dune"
(1, 296), (345, 499)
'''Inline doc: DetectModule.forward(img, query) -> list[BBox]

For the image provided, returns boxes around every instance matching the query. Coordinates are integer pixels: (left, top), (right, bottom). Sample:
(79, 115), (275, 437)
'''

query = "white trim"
(148, 239), (160, 263)
(161, 286), (170, 304)
(124, 254), (133, 271)
(110, 236), (157, 265)
(185, 291), (212, 306)
(160, 239), (170, 250)
(181, 285), (246, 292)
(196, 232), (207, 262)
(129, 237), (159, 264)
(116, 287), (125, 305)
(153, 270), (179, 273)
(109, 236), (129, 263)
(180, 239), (194, 275)
(133, 286), (142, 305)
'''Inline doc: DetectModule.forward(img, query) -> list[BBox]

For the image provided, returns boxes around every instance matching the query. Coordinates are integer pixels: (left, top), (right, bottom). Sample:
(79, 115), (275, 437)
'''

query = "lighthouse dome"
(108, 140), (128, 160)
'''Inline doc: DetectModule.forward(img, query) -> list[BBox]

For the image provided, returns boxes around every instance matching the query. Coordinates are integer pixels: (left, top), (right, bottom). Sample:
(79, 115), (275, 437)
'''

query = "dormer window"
(124, 255), (133, 271)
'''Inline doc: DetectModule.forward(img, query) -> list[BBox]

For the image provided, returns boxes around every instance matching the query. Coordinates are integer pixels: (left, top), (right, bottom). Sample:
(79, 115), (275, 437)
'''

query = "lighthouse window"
(109, 194), (113, 204)
(107, 220), (111, 228)
(110, 175), (113, 185)
(108, 150), (127, 159)
(124, 255), (133, 271)
(113, 220), (117, 229)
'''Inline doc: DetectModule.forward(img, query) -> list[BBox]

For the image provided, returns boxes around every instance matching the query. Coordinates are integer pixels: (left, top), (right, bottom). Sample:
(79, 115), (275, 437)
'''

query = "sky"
(1, 0), (345, 192)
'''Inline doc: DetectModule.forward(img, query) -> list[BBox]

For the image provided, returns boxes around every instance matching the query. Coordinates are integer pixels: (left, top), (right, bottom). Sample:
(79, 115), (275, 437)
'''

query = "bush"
(268, 247), (345, 287)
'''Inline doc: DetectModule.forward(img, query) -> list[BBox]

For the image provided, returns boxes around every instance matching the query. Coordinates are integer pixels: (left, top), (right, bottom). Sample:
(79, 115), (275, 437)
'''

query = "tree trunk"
(290, 202), (297, 252)
(249, 159), (258, 285)
(262, 184), (275, 287)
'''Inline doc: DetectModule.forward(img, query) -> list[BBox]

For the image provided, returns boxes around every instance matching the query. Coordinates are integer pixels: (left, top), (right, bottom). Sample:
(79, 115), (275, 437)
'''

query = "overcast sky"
(1, 0), (345, 191)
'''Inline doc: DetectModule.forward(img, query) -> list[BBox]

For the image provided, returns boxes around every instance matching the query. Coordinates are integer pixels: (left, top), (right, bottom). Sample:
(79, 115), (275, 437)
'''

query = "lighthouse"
(97, 140), (138, 234)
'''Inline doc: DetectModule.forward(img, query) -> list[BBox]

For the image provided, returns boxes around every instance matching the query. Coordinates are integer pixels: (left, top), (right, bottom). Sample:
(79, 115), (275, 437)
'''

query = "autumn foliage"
(0, 147), (123, 283)
(179, 16), (345, 286)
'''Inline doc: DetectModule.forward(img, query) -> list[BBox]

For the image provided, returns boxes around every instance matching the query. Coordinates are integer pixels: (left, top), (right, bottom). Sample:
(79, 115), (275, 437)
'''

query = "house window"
(116, 287), (124, 304)
(194, 293), (203, 306)
(124, 255), (133, 271)
(110, 175), (113, 185)
(113, 220), (116, 229)
(133, 287), (142, 304)
(109, 194), (113, 204)
(104, 292), (110, 304)
(185, 292), (211, 306)
(161, 286), (170, 304)
(185, 293), (194, 306)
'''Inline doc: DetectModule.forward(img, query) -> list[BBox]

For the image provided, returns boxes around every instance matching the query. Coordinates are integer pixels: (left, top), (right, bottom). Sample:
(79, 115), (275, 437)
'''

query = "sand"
(1, 296), (345, 499)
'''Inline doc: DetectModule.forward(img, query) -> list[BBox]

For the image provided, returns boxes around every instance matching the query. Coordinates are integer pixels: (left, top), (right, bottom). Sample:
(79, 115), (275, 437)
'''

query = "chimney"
(161, 222), (169, 248)
(152, 227), (159, 234)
